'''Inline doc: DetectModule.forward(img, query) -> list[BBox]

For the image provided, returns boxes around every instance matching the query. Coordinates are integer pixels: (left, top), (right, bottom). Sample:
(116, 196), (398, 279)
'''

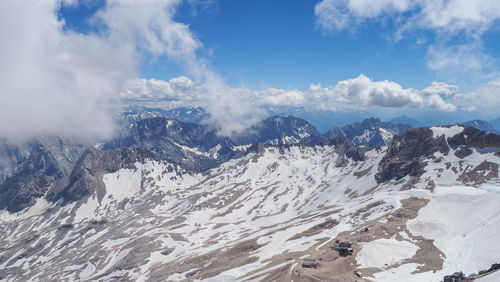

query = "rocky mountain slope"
(0, 137), (90, 212)
(103, 116), (325, 172)
(462, 120), (500, 134)
(0, 116), (325, 213)
(324, 118), (411, 146)
(1, 124), (499, 281)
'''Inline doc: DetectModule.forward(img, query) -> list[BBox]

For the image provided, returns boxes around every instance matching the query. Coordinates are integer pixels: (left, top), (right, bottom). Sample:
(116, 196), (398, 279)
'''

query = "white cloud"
(315, 0), (414, 32)
(450, 76), (500, 116)
(308, 74), (424, 110)
(123, 74), (461, 113)
(421, 81), (459, 97)
(315, 0), (500, 34)
(259, 88), (305, 107)
(97, 1), (265, 136)
(426, 43), (493, 74)
(427, 94), (457, 112)
(0, 0), (134, 140)
(314, 0), (500, 74)
(406, 0), (500, 34)
(314, 0), (352, 31)
(121, 77), (198, 101)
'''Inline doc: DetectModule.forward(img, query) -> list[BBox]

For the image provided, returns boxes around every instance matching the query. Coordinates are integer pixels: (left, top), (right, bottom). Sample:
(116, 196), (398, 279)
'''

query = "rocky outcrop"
(0, 136), (89, 183)
(329, 137), (367, 166)
(103, 116), (325, 172)
(458, 161), (499, 186)
(447, 126), (500, 149)
(46, 147), (159, 204)
(324, 118), (411, 147)
(0, 137), (90, 212)
(461, 120), (500, 135)
(375, 125), (500, 183)
(0, 174), (53, 212)
(375, 127), (449, 183)
(232, 116), (326, 146)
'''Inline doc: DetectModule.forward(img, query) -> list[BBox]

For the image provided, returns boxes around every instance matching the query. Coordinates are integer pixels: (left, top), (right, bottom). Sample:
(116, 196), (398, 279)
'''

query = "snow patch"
(356, 237), (419, 268)
(430, 125), (464, 139)
(102, 167), (142, 202)
(407, 184), (500, 275)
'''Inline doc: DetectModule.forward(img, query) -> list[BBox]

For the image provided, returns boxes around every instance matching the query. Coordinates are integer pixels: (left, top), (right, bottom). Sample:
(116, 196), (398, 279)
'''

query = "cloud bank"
(0, 0), (133, 140)
(122, 74), (459, 113)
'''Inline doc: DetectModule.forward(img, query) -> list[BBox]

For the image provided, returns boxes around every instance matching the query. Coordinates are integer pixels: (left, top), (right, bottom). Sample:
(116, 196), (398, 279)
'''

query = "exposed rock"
(458, 161), (499, 186)
(447, 126), (500, 149)
(454, 146), (473, 159)
(461, 120), (500, 135)
(329, 137), (367, 166)
(375, 127), (449, 183)
(376, 125), (500, 183)
(324, 118), (411, 147)
(0, 136), (89, 183)
(0, 174), (53, 212)
(103, 116), (325, 172)
(46, 147), (159, 203)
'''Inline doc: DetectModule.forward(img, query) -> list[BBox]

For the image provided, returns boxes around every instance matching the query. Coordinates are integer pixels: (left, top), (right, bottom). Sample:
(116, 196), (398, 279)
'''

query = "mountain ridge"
(1, 123), (499, 281)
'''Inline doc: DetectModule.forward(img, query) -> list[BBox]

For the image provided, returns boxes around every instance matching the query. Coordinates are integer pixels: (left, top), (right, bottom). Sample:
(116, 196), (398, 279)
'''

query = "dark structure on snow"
(331, 240), (353, 256)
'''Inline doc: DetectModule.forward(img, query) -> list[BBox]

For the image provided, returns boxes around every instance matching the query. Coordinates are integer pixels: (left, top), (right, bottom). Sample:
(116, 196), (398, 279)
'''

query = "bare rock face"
(375, 128), (449, 183)
(0, 137), (90, 212)
(454, 146), (473, 159)
(46, 147), (159, 204)
(458, 161), (499, 186)
(0, 136), (89, 183)
(0, 174), (53, 212)
(329, 137), (367, 167)
(324, 118), (411, 147)
(447, 126), (500, 149)
(103, 116), (325, 172)
(376, 125), (500, 183)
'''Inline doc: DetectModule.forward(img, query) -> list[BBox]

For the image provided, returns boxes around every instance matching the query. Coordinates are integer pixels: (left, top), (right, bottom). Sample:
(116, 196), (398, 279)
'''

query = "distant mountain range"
(325, 117), (411, 147)
(119, 105), (208, 124)
(3, 109), (500, 214)
(121, 105), (500, 134)
(389, 115), (422, 128)
(461, 120), (500, 135)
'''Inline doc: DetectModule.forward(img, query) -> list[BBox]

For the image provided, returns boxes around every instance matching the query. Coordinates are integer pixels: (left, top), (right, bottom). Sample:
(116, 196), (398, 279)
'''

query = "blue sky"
(58, 0), (500, 91)
(175, 0), (436, 90)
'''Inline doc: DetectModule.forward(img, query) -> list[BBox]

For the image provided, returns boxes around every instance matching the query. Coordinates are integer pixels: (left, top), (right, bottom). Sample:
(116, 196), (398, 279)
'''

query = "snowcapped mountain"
(119, 105), (208, 124)
(263, 106), (373, 133)
(1, 124), (500, 281)
(324, 117), (411, 146)
(103, 116), (325, 172)
(462, 119), (500, 134)
(232, 116), (325, 145)
(121, 105), (377, 134)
